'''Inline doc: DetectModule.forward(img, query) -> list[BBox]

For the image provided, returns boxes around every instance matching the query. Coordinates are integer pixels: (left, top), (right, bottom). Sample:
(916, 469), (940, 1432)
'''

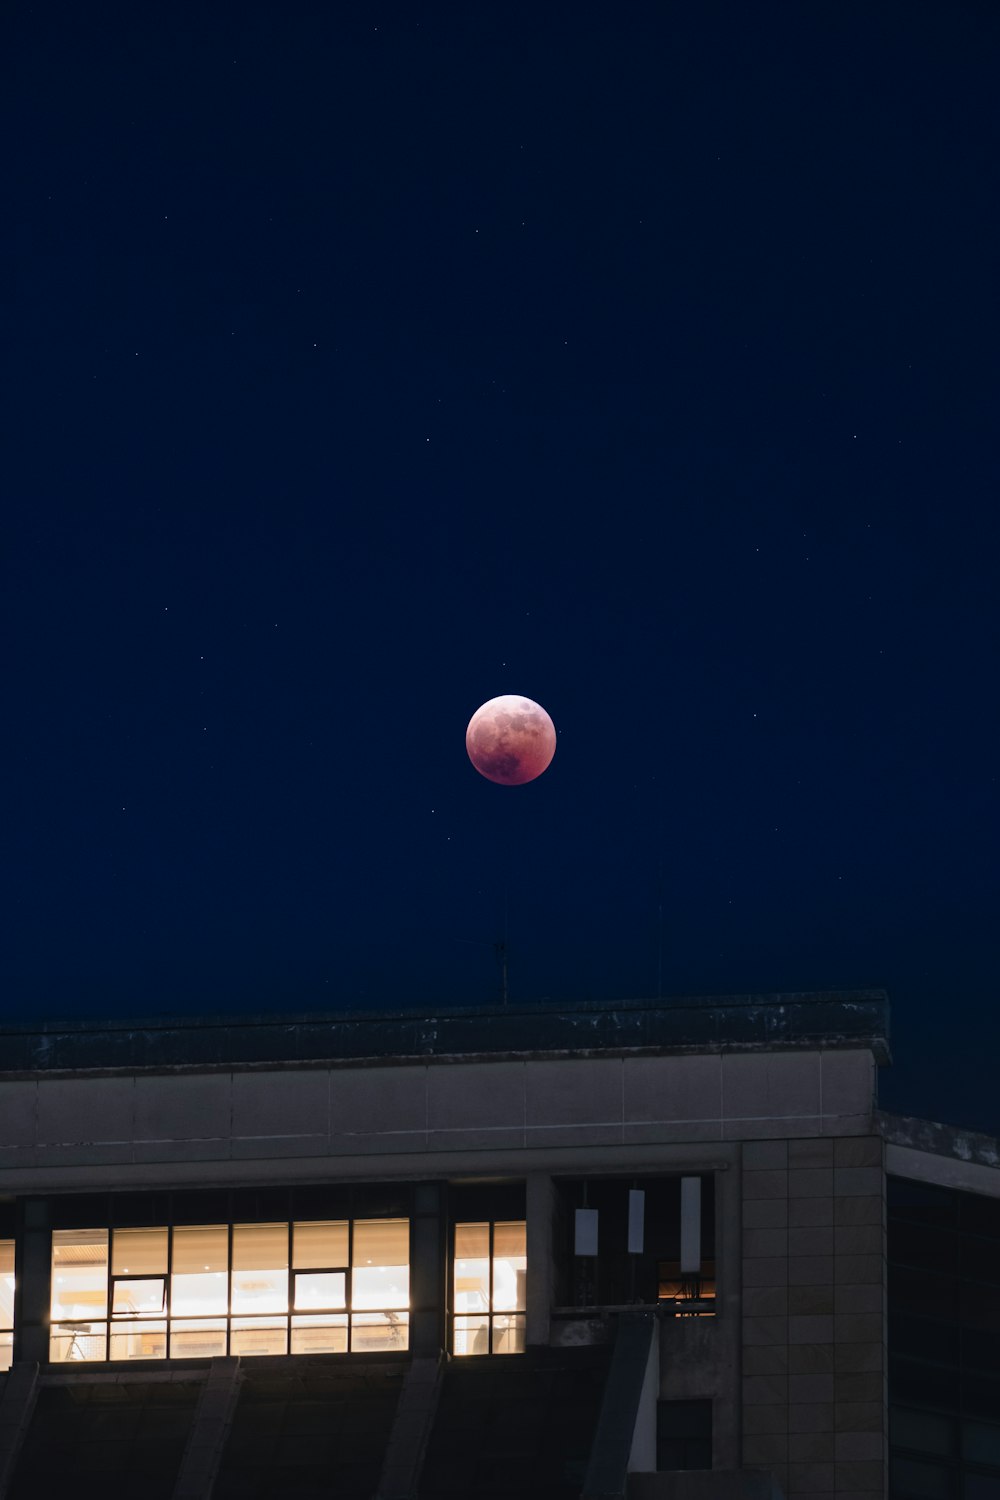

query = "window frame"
(657, 1398), (713, 1471)
(0, 1239), (14, 1372)
(49, 1216), (410, 1363)
(451, 1218), (526, 1357)
(110, 1276), (168, 1317)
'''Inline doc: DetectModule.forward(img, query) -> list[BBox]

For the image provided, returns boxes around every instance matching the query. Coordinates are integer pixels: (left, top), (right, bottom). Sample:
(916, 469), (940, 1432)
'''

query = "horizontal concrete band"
(886, 1141), (1000, 1201)
(0, 1051), (875, 1183)
(0, 1142), (744, 1192)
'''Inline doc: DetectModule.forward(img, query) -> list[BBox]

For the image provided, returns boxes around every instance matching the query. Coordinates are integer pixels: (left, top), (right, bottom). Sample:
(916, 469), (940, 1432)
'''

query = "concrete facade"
(740, 1134), (887, 1500)
(0, 989), (996, 1500)
(0, 1047), (876, 1189)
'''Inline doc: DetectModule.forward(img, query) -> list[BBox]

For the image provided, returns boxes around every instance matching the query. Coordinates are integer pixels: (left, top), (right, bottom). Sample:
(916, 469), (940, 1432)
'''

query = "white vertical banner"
(680, 1176), (702, 1274)
(627, 1189), (645, 1254)
(575, 1207), (599, 1257)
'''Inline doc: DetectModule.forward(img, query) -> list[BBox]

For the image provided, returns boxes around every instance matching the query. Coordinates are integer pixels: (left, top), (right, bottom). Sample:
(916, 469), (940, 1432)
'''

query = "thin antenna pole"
(496, 880), (509, 1005)
(655, 777), (664, 999)
(657, 855), (664, 1000)
(504, 881), (509, 1004)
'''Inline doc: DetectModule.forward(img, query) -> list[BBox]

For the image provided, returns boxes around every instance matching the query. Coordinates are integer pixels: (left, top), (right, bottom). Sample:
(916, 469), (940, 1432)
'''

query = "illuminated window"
(291, 1220), (348, 1353)
(49, 1217), (410, 1361)
(230, 1223), (289, 1356)
(560, 1176), (716, 1312)
(50, 1229), (109, 1362)
(350, 1219), (410, 1352)
(657, 1259), (717, 1309)
(453, 1221), (526, 1356)
(170, 1225), (228, 1357)
(110, 1226), (168, 1361)
(0, 1240), (14, 1371)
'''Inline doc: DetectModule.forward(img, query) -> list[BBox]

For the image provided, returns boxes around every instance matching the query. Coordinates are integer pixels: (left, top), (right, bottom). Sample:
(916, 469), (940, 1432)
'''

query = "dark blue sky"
(3, 2), (998, 1131)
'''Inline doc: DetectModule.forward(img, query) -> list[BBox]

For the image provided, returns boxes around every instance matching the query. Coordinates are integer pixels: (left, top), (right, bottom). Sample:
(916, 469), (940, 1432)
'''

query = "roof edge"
(0, 988), (889, 1038)
(0, 990), (890, 1076)
(878, 1110), (1000, 1172)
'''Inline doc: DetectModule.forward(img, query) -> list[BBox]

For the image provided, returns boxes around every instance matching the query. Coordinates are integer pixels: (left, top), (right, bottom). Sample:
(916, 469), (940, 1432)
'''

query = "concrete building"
(0, 990), (997, 1499)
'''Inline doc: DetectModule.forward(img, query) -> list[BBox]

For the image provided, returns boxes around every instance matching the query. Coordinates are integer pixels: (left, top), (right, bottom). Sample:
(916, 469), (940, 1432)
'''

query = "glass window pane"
(112, 1227), (168, 1278)
(892, 1458), (952, 1500)
(493, 1222), (526, 1259)
(892, 1408), (955, 1457)
(454, 1223), (490, 1315)
(230, 1319), (288, 1357)
(453, 1314), (490, 1357)
(351, 1311), (409, 1352)
(171, 1226), (228, 1316)
(353, 1218), (409, 1266)
(172, 1225), (228, 1276)
(963, 1418), (1000, 1466)
(965, 1477), (1000, 1500)
(0, 1331), (11, 1372)
(112, 1279), (166, 1316)
(492, 1313), (525, 1354)
(352, 1219), (409, 1310)
(455, 1223), (490, 1259)
(51, 1230), (109, 1321)
(169, 1319), (228, 1358)
(232, 1224), (288, 1273)
(962, 1373), (1000, 1422)
(295, 1270), (346, 1310)
(49, 1323), (107, 1363)
(231, 1224), (288, 1314)
(0, 1241), (14, 1331)
(493, 1221), (526, 1311)
(291, 1315), (348, 1354)
(109, 1321), (167, 1361)
(293, 1221), (349, 1269)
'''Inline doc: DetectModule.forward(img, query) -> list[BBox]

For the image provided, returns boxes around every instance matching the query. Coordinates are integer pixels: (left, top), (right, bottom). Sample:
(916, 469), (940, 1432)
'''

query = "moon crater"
(466, 695), (556, 786)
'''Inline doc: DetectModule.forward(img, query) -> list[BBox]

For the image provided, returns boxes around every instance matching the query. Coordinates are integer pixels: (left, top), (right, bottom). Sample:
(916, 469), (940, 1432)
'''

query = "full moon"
(466, 695), (557, 786)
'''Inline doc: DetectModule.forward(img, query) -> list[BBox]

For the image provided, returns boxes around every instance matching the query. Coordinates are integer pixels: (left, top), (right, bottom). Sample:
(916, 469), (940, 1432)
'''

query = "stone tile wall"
(741, 1135), (886, 1500)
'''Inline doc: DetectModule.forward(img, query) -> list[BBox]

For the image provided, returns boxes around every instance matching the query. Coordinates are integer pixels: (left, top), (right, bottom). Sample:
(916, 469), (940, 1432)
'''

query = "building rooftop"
(0, 989), (890, 1077)
(879, 1110), (1000, 1173)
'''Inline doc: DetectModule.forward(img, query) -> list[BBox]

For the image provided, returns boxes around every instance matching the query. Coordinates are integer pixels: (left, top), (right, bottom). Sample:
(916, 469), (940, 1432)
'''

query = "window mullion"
(166, 1223), (174, 1356)
(226, 1222), (234, 1355)
(347, 1218), (354, 1354)
(105, 1229), (113, 1362)
(449, 1219), (456, 1355)
(488, 1221), (495, 1354)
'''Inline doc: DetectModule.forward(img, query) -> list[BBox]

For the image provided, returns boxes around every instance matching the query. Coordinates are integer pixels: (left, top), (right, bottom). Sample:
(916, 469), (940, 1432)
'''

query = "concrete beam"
(172, 1356), (241, 1500)
(583, 1313), (658, 1500)
(376, 1354), (443, 1500)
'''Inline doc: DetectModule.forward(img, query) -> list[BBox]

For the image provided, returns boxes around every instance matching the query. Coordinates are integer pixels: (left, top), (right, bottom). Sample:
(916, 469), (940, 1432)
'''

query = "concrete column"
(583, 1312), (657, 1500)
(173, 1356), (241, 1500)
(376, 1354), (444, 1500)
(0, 1362), (39, 1498)
(15, 1200), (51, 1367)
(832, 1136), (887, 1500)
(410, 1181), (446, 1358)
(628, 1319), (660, 1474)
(526, 1172), (557, 1347)
(715, 1156), (742, 1470)
(740, 1134), (888, 1500)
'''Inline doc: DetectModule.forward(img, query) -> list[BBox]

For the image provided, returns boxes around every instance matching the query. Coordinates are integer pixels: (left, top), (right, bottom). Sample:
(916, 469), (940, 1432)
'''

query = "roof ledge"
(878, 1110), (1000, 1171)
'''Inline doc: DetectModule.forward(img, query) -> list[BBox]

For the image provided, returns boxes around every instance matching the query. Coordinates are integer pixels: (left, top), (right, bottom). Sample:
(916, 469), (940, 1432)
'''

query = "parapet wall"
(0, 1048), (876, 1191)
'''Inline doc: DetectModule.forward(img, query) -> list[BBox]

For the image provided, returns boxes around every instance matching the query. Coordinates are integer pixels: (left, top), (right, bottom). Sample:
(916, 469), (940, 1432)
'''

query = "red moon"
(466, 695), (557, 786)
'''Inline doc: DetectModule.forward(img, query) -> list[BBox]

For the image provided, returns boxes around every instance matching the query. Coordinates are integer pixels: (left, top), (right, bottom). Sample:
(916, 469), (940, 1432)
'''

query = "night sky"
(3, 3), (998, 1132)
